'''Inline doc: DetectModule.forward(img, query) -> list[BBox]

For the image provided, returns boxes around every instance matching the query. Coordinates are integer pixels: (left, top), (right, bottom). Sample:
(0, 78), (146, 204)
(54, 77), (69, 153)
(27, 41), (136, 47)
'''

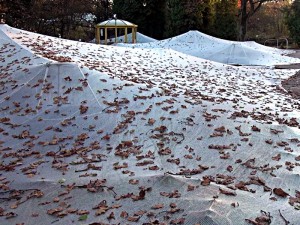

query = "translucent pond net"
(1, 25), (300, 225)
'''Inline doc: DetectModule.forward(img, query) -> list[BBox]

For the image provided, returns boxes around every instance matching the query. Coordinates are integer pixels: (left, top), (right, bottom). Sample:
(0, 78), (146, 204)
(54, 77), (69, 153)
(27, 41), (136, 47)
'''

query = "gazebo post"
(104, 27), (107, 45)
(95, 27), (100, 44)
(115, 27), (118, 43)
(135, 27), (138, 43)
(132, 28), (134, 43)
(125, 27), (128, 43)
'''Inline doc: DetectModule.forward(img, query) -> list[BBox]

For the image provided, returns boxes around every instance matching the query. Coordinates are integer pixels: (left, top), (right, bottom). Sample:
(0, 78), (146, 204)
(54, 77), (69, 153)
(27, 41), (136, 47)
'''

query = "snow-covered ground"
(1, 24), (300, 225)
(117, 30), (300, 66)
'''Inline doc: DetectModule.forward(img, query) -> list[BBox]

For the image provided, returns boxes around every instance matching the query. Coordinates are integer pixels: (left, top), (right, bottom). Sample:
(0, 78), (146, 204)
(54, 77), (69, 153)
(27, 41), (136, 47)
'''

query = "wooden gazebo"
(95, 19), (138, 45)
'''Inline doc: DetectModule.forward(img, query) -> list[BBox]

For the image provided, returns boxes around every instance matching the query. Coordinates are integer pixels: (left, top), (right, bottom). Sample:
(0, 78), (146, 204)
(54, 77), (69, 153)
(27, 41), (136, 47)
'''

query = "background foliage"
(285, 0), (300, 46)
(246, 1), (290, 44)
(0, 0), (298, 46)
(113, 0), (238, 39)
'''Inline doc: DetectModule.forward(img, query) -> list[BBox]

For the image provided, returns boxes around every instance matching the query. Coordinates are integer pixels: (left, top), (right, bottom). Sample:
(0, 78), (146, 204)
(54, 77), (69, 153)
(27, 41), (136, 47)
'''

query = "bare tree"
(239, 0), (280, 41)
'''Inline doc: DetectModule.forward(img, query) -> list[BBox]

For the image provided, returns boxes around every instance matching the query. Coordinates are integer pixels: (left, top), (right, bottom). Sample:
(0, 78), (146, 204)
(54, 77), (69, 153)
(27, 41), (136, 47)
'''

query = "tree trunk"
(239, 0), (248, 41)
(60, 19), (65, 38)
(240, 14), (247, 41)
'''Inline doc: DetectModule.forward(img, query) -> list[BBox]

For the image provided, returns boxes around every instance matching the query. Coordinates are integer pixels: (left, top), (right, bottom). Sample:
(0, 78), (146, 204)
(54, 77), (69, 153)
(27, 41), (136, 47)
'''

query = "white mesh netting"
(0, 24), (300, 225)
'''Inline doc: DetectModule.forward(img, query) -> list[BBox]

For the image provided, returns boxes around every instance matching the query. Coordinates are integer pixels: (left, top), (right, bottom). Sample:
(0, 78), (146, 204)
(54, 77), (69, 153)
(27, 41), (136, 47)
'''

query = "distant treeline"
(113, 0), (238, 40)
(0, 0), (299, 45)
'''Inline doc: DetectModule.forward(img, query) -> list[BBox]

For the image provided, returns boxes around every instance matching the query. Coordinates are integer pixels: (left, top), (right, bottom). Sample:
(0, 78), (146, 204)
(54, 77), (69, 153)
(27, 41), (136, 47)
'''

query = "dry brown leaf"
(107, 211), (115, 220)
(170, 202), (177, 208)
(170, 218), (185, 224)
(187, 184), (195, 191)
(127, 216), (140, 222)
(95, 206), (109, 216)
(251, 125), (261, 132)
(129, 179), (139, 185)
(47, 207), (64, 215)
(148, 118), (156, 125)
(271, 154), (281, 161)
(201, 177), (211, 186)
(77, 210), (89, 215)
(53, 197), (60, 202)
(149, 165), (159, 170)
(151, 204), (164, 209)
(227, 165), (233, 172)
(273, 188), (289, 198)
(66, 208), (77, 214)
(219, 188), (236, 196)
(120, 211), (128, 218)
(79, 105), (88, 114)
(10, 203), (18, 209)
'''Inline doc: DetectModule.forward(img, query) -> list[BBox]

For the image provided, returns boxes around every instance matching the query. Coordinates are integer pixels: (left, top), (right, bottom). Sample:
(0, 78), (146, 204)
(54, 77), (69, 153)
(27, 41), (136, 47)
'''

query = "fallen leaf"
(10, 203), (18, 209)
(170, 202), (177, 208)
(107, 212), (115, 220)
(187, 184), (195, 191)
(95, 206), (109, 216)
(129, 179), (139, 185)
(251, 125), (261, 132)
(148, 118), (156, 125)
(47, 207), (64, 215)
(127, 216), (140, 222)
(227, 165), (233, 172)
(77, 210), (89, 215)
(151, 204), (164, 209)
(272, 154), (281, 161)
(170, 218), (185, 224)
(120, 211), (128, 218)
(201, 177), (211, 186)
(78, 214), (88, 221)
(5, 212), (18, 219)
(139, 189), (146, 199)
(219, 188), (236, 196)
(273, 188), (289, 197)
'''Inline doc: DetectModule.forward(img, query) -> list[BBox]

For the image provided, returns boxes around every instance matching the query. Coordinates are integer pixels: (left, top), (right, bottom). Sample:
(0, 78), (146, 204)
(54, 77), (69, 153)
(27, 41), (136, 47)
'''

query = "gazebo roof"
(96, 19), (137, 27)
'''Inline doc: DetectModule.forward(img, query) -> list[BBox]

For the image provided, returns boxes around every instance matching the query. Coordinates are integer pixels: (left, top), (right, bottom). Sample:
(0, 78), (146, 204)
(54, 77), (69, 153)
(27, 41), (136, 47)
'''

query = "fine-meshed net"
(1, 24), (300, 225)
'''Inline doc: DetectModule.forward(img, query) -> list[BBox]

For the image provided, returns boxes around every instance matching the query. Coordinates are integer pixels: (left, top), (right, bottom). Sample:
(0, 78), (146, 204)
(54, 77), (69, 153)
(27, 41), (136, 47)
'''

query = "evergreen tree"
(164, 0), (186, 37)
(113, 0), (165, 39)
(4, 0), (35, 29)
(164, 0), (210, 38)
(285, 0), (300, 46)
(3, 0), (108, 40)
(213, 0), (238, 40)
(201, 0), (215, 34)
